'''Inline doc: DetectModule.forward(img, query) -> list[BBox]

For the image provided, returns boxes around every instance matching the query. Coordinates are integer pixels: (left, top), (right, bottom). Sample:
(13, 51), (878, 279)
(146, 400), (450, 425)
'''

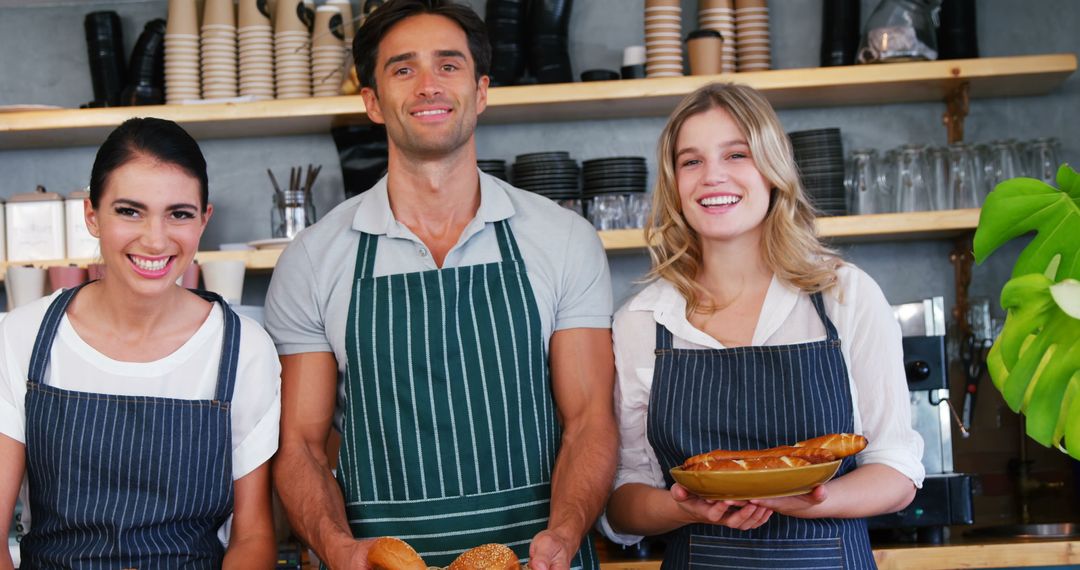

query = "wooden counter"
(598, 538), (1080, 569)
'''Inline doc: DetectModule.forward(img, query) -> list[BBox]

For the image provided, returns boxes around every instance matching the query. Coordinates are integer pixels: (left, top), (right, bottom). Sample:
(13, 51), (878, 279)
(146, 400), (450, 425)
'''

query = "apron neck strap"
(26, 284), (242, 403)
(655, 320), (674, 351)
(353, 219), (522, 281)
(809, 291), (840, 342)
(27, 284), (86, 385)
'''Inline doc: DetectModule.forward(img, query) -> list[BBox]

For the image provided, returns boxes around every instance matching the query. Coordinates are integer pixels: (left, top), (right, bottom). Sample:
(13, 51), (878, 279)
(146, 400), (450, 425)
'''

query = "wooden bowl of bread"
(669, 433), (867, 500)
(368, 537), (522, 570)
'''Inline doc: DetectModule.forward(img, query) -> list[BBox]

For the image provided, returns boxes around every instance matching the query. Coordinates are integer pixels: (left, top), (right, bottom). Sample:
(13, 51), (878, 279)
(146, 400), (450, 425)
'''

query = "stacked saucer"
(200, 0), (238, 100)
(312, 6), (347, 97)
(582, 157), (648, 196)
(274, 0), (312, 99)
(164, 0), (201, 103)
(700, 0), (736, 73)
(789, 128), (846, 216)
(478, 159), (508, 181)
(238, 0), (274, 100)
(511, 152), (581, 200)
(644, 0), (683, 78)
(735, 0), (770, 71)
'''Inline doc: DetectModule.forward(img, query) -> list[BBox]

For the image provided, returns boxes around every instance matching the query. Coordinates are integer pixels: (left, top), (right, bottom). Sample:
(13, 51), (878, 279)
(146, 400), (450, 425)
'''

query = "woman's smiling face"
(86, 155), (212, 297)
(675, 106), (772, 246)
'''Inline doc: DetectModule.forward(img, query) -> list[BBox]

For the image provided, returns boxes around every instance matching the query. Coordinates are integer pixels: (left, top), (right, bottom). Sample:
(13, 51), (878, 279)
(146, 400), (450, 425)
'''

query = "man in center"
(265, 1), (616, 568)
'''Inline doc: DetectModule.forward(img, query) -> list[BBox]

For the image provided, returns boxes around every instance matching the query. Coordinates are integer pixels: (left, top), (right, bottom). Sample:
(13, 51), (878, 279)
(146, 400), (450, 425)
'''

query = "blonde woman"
(600, 83), (925, 569)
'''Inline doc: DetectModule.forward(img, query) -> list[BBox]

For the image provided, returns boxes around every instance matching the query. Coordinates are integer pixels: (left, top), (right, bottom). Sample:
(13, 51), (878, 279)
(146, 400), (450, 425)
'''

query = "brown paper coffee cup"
(686, 30), (723, 75)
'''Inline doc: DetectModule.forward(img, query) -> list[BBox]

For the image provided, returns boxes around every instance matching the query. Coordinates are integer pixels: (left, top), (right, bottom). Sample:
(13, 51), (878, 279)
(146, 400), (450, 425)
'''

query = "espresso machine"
(868, 297), (974, 543)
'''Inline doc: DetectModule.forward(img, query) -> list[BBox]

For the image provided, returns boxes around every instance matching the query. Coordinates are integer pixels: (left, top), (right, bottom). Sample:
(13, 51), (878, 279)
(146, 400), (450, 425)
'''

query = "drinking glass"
(879, 149), (899, 212)
(947, 143), (982, 209)
(846, 149), (881, 215)
(1026, 137), (1061, 185)
(895, 144), (932, 212)
(986, 139), (1023, 192)
(927, 146), (952, 210)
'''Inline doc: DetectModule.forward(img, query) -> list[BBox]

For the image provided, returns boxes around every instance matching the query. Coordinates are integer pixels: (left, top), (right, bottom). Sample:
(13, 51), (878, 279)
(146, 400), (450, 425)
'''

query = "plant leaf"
(993, 273), (1080, 457)
(973, 164), (1080, 281)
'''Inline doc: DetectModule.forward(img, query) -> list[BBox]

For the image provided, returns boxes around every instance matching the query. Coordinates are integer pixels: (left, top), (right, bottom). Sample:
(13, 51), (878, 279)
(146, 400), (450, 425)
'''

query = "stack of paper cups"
(735, 0), (770, 71)
(164, 0), (201, 103)
(326, 0), (355, 45)
(275, 0), (312, 99)
(312, 6), (347, 97)
(644, 0), (683, 78)
(238, 0), (274, 100)
(200, 0), (238, 99)
(700, 0), (736, 74)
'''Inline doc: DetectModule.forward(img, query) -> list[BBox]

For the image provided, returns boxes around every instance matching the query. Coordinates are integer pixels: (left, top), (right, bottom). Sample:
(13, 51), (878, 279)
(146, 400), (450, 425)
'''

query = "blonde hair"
(645, 82), (841, 316)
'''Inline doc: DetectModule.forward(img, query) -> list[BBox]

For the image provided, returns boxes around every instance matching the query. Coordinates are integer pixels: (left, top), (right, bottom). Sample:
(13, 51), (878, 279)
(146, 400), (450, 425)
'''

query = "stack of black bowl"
(84, 11), (127, 107)
(583, 157), (649, 230)
(582, 157), (648, 196)
(511, 152), (581, 200)
(789, 128), (847, 216)
(485, 0), (528, 86)
(478, 159), (509, 181)
(528, 0), (574, 84)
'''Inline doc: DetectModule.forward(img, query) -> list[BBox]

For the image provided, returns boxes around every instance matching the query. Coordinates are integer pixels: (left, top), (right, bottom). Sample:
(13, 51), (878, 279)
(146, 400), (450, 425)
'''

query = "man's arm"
(272, 352), (373, 569)
(529, 328), (617, 570)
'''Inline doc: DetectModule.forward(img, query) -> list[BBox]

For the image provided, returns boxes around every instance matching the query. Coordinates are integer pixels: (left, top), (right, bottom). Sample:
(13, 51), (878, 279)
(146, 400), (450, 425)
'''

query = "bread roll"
(448, 543), (520, 570)
(795, 433), (867, 457)
(367, 537), (428, 570)
(684, 445), (836, 469)
(685, 456), (811, 471)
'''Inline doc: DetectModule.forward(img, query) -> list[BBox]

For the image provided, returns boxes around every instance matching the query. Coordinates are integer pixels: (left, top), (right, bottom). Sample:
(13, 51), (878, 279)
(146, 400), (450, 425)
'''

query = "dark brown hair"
(352, 0), (491, 92)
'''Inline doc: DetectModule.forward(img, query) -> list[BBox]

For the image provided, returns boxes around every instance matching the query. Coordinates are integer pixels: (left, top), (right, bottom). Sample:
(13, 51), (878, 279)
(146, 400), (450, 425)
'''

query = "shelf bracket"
(943, 81), (971, 144)
(950, 235), (975, 337)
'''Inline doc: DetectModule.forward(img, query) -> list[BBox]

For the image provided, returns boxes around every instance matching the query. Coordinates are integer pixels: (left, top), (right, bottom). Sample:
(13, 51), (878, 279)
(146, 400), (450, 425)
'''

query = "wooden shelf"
(0, 54), (1073, 149)
(0, 209), (981, 280)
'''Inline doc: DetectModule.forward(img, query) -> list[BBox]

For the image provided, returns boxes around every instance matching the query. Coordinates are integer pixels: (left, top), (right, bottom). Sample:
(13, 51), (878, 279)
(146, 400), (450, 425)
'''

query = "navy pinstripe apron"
(647, 292), (876, 569)
(337, 220), (597, 568)
(21, 284), (239, 569)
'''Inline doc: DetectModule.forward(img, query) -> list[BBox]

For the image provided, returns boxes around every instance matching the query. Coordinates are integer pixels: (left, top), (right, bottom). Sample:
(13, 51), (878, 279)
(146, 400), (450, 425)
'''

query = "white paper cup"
(201, 260), (246, 304)
(6, 266), (48, 309)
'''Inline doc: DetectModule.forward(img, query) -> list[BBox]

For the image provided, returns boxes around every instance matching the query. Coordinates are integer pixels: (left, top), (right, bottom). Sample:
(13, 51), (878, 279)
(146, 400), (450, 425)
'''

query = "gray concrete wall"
(1, 0), (1075, 311)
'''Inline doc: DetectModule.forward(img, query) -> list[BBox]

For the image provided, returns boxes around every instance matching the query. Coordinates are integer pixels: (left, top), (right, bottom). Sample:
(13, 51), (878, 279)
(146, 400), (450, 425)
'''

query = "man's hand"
(328, 537), (379, 570)
(671, 483), (774, 530)
(528, 528), (576, 570)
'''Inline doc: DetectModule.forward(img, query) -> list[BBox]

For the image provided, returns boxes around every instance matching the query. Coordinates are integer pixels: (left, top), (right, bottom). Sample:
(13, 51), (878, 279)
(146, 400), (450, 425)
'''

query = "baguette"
(367, 537), (428, 570)
(448, 543), (521, 570)
(794, 433), (868, 457)
(680, 433), (865, 471)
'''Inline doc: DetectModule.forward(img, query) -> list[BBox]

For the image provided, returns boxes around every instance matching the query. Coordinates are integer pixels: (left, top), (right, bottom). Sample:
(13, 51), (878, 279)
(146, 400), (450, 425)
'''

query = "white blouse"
(598, 264), (925, 545)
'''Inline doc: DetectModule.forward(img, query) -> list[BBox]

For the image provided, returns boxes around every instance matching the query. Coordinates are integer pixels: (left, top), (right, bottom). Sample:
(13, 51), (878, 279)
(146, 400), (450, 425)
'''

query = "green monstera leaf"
(974, 164), (1080, 458)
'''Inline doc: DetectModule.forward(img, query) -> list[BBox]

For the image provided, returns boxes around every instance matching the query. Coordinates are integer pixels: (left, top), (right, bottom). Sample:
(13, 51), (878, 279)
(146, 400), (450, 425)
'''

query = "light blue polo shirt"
(264, 170), (612, 421)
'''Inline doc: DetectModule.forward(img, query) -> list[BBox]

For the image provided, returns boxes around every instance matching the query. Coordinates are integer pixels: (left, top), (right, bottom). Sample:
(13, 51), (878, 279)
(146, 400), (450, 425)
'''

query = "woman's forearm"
(606, 483), (688, 537)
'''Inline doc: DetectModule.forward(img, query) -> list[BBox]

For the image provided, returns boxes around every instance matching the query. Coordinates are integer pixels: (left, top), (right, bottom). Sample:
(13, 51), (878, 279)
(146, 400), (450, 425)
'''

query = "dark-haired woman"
(0, 118), (280, 569)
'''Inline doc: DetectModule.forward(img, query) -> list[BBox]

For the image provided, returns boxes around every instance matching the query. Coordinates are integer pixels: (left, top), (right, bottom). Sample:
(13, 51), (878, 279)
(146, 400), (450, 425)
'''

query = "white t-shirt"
(598, 264), (926, 545)
(0, 290), (282, 539)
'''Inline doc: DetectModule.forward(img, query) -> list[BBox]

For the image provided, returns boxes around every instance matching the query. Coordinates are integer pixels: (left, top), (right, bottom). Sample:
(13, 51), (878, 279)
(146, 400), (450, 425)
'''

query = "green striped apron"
(338, 220), (598, 568)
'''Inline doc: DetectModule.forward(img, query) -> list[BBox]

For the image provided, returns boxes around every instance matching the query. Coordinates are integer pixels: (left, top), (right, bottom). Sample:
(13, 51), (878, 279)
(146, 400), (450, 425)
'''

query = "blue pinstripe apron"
(20, 284), (240, 569)
(647, 292), (876, 569)
(337, 220), (598, 568)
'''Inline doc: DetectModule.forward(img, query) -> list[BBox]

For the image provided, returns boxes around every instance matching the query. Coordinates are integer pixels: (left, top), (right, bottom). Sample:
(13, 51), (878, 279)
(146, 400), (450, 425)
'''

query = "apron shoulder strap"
(354, 231), (379, 280)
(654, 321), (675, 351)
(27, 284), (87, 385)
(191, 289), (242, 403)
(809, 291), (841, 343)
(494, 220), (523, 262)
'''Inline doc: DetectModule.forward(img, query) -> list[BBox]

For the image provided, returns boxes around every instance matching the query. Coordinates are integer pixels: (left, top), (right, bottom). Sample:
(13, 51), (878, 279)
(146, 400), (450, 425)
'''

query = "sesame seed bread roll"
(368, 537), (428, 570)
(448, 543), (521, 570)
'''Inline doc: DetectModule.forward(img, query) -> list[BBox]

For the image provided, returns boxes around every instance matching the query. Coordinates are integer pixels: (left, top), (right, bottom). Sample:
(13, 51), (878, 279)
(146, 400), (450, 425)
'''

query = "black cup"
(84, 11), (127, 106)
(620, 64), (646, 79)
(820, 0), (860, 67)
(937, 0), (979, 60)
(580, 69), (620, 82)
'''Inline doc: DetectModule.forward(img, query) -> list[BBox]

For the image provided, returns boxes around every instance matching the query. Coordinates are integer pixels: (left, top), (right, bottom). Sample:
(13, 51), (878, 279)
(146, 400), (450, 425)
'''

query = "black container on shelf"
(486, 0), (528, 86)
(331, 124), (389, 200)
(121, 18), (166, 106)
(937, 0), (978, 60)
(84, 11), (127, 107)
(820, 0), (860, 67)
(528, 0), (574, 84)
